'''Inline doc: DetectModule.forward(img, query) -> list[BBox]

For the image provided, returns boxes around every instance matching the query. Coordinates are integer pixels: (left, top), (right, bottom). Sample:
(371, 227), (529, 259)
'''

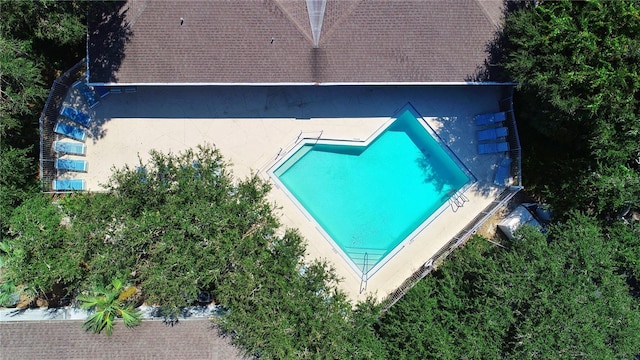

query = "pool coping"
(266, 103), (478, 281)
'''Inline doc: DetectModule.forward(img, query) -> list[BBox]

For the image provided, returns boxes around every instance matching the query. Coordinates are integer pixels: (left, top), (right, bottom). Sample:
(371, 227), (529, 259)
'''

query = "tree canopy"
(3, 145), (385, 357)
(377, 213), (640, 359)
(0, 0), (86, 235)
(1, 0), (639, 357)
(376, 3), (640, 356)
(4, 145), (281, 304)
(502, 0), (640, 217)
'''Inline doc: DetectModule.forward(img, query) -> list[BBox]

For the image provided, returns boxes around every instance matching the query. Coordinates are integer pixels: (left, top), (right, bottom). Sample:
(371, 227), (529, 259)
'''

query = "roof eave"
(88, 81), (518, 87)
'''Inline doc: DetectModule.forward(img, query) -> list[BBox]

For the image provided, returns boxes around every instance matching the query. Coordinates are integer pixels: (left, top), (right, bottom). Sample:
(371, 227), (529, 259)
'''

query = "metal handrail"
(359, 252), (369, 294)
(258, 130), (324, 175)
(39, 59), (85, 192)
(500, 91), (523, 188)
(381, 186), (521, 311)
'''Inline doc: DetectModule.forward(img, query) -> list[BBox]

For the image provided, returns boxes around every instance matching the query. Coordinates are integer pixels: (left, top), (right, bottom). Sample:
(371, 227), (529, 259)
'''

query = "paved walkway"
(0, 304), (247, 359)
(0, 319), (245, 359)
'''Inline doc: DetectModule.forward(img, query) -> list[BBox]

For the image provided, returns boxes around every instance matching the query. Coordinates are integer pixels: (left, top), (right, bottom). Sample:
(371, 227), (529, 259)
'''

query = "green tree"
(4, 145), (386, 352)
(0, 145), (38, 231)
(0, 0), (87, 236)
(77, 278), (141, 336)
(216, 233), (386, 359)
(609, 219), (640, 293)
(1, 0), (87, 80)
(378, 212), (640, 359)
(3, 194), (84, 295)
(501, 215), (640, 358)
(0, 37), (46, 136)
(378, 238), (511, 359)
(0, 37), (45, 231)
(0, 0), (86, 148)
(91, 145), (283, 308)
(501, 0), (640, 217)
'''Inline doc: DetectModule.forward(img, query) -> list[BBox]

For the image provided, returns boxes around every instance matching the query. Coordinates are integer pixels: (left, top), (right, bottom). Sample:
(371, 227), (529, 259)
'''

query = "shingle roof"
(0, 320), (246, 359)
(88, 0), (504, 84)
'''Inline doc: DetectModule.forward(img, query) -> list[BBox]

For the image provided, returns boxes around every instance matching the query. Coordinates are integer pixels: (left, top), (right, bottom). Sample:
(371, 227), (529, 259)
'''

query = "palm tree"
(77, 278), (141, 335)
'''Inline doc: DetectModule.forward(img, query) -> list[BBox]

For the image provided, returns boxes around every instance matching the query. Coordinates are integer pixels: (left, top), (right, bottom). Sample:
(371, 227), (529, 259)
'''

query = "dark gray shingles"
(0, 320), (246, 359)
(88, 0), (502, 84)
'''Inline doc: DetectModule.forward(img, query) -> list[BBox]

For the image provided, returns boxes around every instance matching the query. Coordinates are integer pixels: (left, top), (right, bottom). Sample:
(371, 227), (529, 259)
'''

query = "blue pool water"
(274, 108), (471, 274)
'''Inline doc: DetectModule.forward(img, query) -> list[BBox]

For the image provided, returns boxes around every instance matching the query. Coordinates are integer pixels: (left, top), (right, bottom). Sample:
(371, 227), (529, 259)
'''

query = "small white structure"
(497, 205), (542, 240)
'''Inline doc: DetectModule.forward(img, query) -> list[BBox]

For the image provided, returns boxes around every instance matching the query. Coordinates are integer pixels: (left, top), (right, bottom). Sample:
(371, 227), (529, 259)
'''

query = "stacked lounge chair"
(474, 111), (506, 126)
(55, 158), (88, 172)
(53, 141), (86, 156)
(73, 81), (100, 108)
(60, 106), (92, 127)
(54, 123), (86, 142)
(478, 141), (509, 154)
(477, 126), (508, 142)
(52, 179), (85, 191)
(494, 158), (512, 186)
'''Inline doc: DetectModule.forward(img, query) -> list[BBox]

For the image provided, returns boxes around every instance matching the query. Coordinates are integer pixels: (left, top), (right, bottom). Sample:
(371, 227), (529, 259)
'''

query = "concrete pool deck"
(58, 85), (510, 302)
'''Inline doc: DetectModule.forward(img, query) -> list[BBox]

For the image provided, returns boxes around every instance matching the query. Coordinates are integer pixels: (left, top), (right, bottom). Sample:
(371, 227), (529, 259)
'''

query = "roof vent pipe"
(306, 0), (327, 48)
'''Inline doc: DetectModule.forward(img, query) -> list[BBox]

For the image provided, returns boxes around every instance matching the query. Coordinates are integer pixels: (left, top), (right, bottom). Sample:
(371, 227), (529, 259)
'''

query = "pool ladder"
(275, 130), (324, 157)
(449, 190), (469, 212)
(258, 130), (324, 175)
(360, 252), (369, 294)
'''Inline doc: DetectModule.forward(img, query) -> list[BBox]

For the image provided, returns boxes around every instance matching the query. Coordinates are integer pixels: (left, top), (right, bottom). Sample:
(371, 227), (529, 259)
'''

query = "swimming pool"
(272, 106), (472, 277)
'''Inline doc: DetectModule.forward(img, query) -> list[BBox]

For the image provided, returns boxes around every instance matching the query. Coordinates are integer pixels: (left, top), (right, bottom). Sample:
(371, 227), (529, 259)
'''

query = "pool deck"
(58, 85), (510, 303)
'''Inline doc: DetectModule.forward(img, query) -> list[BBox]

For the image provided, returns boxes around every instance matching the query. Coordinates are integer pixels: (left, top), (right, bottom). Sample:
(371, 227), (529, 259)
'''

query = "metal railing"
(499, 89), (523, 188)
(39, 59), (85, 192)
(359, 252), (369, 294)
(257, 130), (323, 175)
(381, 186), (522, 311)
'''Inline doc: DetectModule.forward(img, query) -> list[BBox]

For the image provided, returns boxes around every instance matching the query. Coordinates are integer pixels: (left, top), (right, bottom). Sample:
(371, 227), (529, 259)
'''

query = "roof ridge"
(125, 0), (149, 28)
(473, 0), (503, 29)
(272, 0), (314, 46)
(317, 0), (363, 46)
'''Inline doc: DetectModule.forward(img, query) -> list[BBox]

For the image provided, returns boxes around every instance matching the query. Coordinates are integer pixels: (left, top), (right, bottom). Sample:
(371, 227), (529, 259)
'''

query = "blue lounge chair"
(477, 126), (508, 142)
(55, 159), (88, 172)
(73, 81), (100, 108)
(52, 179), (85, 191)
(53, 141), (86, 155)
(478, 141), (509, 154)
(60, 106), (92, 127)
(494, 158), (512, 186)
(54, 123), (86, 142)
(474, 111), (507, 126)
(94, 86), (110, 98)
